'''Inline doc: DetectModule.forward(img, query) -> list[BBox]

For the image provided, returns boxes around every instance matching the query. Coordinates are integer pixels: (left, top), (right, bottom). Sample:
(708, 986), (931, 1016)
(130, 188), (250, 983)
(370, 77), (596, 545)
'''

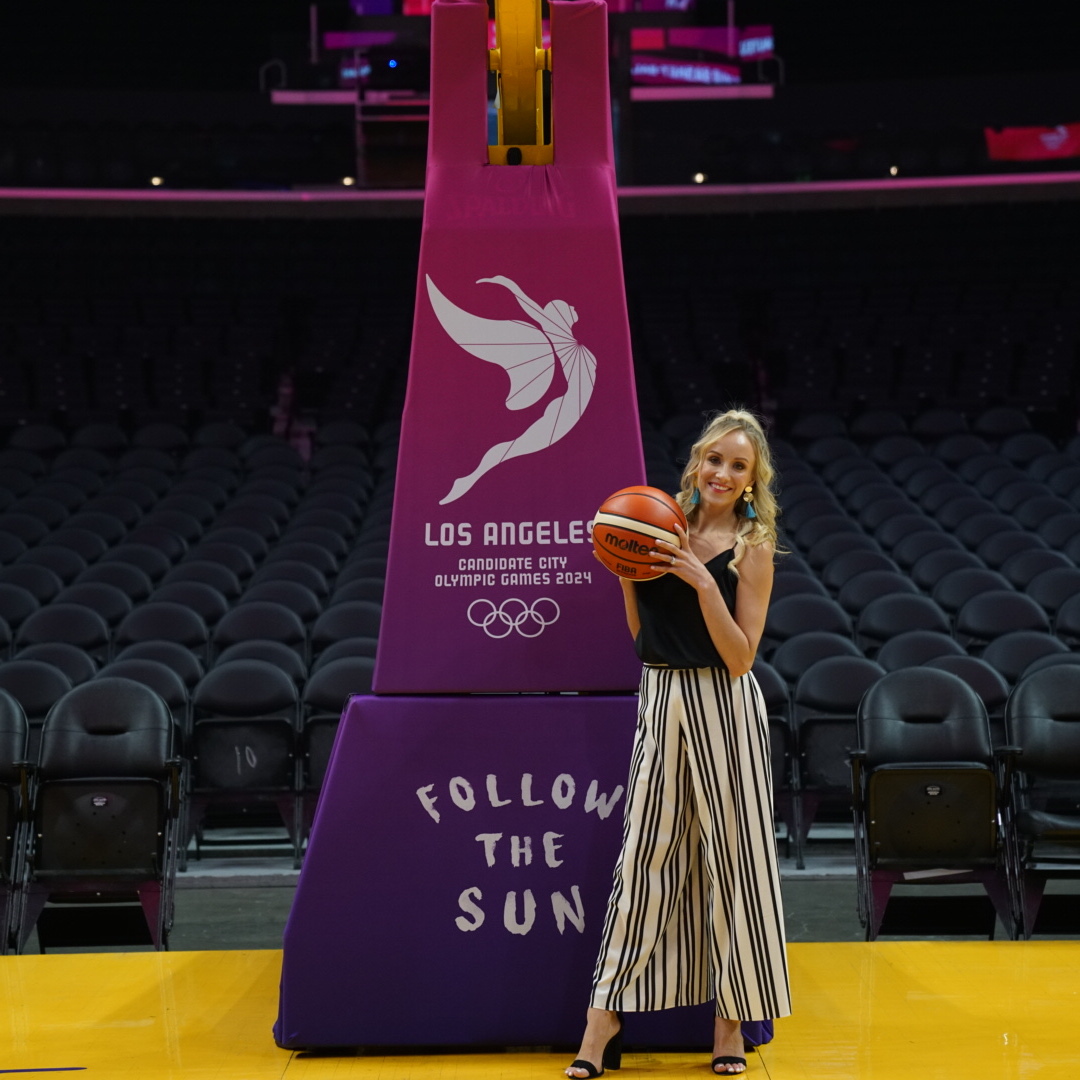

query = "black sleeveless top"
(633, 548), (738, 669)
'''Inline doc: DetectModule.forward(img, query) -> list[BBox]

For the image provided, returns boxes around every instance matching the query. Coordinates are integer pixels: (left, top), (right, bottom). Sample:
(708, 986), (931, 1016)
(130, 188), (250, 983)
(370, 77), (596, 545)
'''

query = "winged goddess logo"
(426, 274), (597, 505)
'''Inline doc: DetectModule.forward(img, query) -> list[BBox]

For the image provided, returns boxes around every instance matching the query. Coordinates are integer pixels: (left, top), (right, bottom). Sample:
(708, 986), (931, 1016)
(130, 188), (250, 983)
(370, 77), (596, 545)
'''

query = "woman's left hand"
(653, 524), (714, 593)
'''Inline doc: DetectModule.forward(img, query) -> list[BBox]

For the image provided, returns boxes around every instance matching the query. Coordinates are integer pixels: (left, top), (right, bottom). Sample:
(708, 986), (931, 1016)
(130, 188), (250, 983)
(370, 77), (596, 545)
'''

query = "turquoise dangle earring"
(690, 487), (701, 505)
(743, 485), (756, 518)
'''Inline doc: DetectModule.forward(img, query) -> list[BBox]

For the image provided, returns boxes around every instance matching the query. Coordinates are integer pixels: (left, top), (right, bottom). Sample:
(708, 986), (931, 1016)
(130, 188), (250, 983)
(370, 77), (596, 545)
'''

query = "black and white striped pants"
(590, 664), (791, 1020)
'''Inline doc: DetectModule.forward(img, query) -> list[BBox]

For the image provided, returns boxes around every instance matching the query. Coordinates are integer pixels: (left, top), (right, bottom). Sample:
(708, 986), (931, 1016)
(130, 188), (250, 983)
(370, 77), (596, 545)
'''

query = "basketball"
(592, 486), (688, 581)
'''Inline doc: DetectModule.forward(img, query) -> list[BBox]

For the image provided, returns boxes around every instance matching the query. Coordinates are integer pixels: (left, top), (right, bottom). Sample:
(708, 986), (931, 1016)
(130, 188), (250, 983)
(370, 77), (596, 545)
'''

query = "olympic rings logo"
(467, 597), (561, 639)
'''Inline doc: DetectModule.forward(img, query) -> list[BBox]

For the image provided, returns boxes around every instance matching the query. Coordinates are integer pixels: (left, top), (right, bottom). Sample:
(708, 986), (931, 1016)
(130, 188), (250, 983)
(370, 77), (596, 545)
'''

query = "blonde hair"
(675, 408), (781, 572)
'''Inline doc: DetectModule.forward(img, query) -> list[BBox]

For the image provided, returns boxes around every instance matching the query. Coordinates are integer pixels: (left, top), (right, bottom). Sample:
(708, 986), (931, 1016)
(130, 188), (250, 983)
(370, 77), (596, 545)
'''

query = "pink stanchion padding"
(373, 0), (646, 694)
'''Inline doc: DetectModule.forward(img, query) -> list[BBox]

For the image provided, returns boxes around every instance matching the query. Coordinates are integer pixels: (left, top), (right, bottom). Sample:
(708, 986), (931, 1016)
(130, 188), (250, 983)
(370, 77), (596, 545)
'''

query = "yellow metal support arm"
(488, 0), (552, 164)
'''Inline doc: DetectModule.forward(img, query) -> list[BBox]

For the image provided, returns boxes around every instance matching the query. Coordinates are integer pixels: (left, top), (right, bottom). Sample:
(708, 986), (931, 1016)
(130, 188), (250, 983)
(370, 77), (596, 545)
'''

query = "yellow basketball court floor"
(1, 942), (1077, 1078)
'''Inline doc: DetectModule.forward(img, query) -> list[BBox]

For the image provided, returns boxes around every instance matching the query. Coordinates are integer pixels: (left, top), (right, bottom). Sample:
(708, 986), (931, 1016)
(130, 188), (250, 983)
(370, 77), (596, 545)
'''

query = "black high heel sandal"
(566, 1013), (623, 1078)
(711, 1055), (746, 1074)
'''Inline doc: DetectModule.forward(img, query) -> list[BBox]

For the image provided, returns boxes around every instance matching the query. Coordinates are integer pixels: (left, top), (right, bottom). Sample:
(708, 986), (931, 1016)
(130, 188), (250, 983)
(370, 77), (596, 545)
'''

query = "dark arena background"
(1, 1), (1079, 1076)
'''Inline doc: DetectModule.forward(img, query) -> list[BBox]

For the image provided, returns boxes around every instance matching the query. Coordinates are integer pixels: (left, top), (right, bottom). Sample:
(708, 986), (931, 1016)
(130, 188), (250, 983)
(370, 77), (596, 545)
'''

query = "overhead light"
(150, 176), (164, 186)
(342, 176), (356, 186)
(889, 165), (898, 176)
(692, 172), (707, 184)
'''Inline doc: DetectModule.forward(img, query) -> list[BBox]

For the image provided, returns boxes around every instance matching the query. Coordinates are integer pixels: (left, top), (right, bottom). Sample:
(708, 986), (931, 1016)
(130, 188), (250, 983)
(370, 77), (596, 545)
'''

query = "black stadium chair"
(0, 662), (73, 741)
(0, 583), (40, 631)
(265, 541), (339, 581)
(250, 559), (331, 599)
(96, 659), (190, 734)
(855, 594), (950, 655)
(875, 630), (965, 672)
(876, 514), (944, 552)
(910, 548), (983, 591)
(55, 582), (134, 630)
(47, 526), (108, 564)
(1025, 567), (1080, 619)
(751, 659), (797, 851)
(837, 570), (919, 615)
(15, 605), (111, 664)
(300, 656), (375, 829)
(74, 561), (154, 603)
(65, 509), (130, 545)
(16, 679), (182, 951)
(954, 512), (1016, 551)
(935, 496), (997, 532)
(769, 631), (862, 689)
(150, 582), (231, 628)
(186, 541), (257, 582)
(310, 637), (379, 669)
(114, 642), (205, 691)
(792, 655), (886, 868)
(215, 641), (308, 687)
(17, 545), (88, 585)
(99, 543), (173, 583)
(1004, 665), (1080, 937)
(327, 578), (385, 606)
(932, 568), (1012, 618)
(792, 514), (863, 553)
(239, 582), (323, 626)
(201, 526), (270, 562)
(0, 513), (49, 547)
(859, 497), (919, 533)
(890, 530), (963, 570)
(161, 560), (242, 601)
(925, 655), (1010, 734)
(762, 595), (852, 658)
(999, 548), (1071, 589)
(115, 602), (211, 661)
(0, 688), (29, 953)
(819, 550), (899, 593)
(124, 525), (189, 564)
(851, 668), (1017, 940)
(311, 601), (384, 656)
(805, 532), (881, 570)
(977, 531), (1048, 570)
(212, 602), (308, 660)
(1036, 513), (1080, 551)
(15, 643), (98, 686)
(189, 660), (302, 867)
(955, 591), (1051, 650)
(980, 631), (1070, 686)
(0, 533), (28, 567)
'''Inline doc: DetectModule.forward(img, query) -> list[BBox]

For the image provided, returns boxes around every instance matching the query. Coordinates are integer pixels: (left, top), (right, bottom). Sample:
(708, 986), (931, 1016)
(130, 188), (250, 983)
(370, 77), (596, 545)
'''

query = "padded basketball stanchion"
(276, 0), (772, 1052)
(372, 0), (644, 694)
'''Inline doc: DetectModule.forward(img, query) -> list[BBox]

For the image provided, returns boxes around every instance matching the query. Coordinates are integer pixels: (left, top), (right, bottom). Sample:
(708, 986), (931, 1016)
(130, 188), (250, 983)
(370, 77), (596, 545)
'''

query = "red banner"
(985, 124), (1080, 162)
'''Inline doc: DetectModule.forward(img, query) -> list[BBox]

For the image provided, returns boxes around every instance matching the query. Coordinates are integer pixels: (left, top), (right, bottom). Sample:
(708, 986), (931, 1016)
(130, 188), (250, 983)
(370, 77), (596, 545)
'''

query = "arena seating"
(0, 203), (1078, 889)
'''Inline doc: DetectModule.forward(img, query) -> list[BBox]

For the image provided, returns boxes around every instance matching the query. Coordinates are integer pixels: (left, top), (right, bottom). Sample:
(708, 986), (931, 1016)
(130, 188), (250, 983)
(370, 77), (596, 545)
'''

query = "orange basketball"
(592, 486), (688, 581)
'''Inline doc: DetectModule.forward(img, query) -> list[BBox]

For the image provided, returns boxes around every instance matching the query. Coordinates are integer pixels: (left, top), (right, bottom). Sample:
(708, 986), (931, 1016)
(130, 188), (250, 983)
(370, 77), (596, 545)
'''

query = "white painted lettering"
(510, 835), (533, 867)
(416, 784), (440, 824)
(552, 773), (576, 809)
(543, 831), (565, 867)
(455, 887), (485, 931)
(486, 774), (511, 807)
(521, 773), (544, 807)
(551, 886), (586, 935)
(585, 780), (625, 821)
(449, 776), (476, 811)
(503, 890), (537, 935)
(475, 832), (502, 867)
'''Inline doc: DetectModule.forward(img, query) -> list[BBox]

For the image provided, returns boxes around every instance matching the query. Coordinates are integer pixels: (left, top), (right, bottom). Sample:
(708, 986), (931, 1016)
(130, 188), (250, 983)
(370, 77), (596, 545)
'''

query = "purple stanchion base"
(273, 694), (772, 1051)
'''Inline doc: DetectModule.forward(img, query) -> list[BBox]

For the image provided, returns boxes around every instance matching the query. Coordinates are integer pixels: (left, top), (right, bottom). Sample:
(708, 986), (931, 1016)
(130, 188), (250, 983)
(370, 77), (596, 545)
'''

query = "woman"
(567, 409), (791, 1078)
